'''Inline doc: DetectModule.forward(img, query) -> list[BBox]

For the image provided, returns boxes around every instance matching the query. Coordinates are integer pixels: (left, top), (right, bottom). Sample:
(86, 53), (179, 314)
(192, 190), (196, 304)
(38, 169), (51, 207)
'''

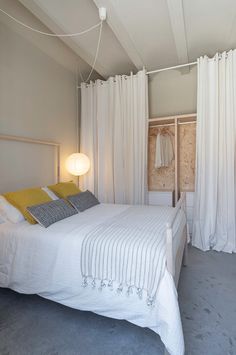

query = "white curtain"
(80, 69), (148, 205)
(192, 50), (236, 253)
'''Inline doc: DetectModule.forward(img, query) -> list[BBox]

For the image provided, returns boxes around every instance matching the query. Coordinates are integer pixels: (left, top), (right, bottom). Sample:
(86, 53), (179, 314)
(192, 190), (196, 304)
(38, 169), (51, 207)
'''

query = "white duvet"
(0, 203), (184, 355)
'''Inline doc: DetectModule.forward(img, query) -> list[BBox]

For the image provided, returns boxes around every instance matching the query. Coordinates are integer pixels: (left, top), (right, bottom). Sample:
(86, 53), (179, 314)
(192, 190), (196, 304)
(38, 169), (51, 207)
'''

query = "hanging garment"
(192, 50), (236, 253)
(155, 132), (174, 168)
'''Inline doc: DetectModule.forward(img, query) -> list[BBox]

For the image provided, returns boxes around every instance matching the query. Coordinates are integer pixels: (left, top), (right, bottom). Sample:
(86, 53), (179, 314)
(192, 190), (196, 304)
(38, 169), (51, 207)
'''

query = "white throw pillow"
(0, 195), (25, 223)
(41, 187), (59, 200)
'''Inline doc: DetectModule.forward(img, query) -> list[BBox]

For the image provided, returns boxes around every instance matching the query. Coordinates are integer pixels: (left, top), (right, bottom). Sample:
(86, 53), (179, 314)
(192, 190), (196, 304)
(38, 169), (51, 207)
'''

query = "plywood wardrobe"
(148, 113), (197, 232)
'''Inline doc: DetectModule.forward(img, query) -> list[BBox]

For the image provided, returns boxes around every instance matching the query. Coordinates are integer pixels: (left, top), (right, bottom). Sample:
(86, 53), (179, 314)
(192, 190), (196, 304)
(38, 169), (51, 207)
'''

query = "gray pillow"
(27, 199), (77, 228)
(67, 190), (99, 212)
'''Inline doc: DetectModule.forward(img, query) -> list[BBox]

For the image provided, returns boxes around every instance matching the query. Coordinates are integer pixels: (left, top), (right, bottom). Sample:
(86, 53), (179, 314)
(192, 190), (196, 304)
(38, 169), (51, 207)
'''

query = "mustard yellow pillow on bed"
(4, 188), (52, 224)
(48, 182), (81, 199)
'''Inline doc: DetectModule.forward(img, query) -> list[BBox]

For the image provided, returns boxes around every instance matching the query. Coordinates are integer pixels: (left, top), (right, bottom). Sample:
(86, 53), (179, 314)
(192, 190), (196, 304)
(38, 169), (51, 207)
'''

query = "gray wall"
(0, 0), (86, 187)
(148, 66), (197, 117)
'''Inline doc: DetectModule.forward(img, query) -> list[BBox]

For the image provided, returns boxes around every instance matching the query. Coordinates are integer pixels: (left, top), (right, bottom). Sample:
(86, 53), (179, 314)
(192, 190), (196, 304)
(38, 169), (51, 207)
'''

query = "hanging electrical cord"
(0, 7), (106, 83)
(0, 7), (102, 37)
(79, 20), (103, 83)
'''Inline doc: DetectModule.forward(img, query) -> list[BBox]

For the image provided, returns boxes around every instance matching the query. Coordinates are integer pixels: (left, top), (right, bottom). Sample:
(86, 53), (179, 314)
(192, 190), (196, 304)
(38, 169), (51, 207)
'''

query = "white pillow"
(41, 187), (59, 200)
(0, 195), (25, 223)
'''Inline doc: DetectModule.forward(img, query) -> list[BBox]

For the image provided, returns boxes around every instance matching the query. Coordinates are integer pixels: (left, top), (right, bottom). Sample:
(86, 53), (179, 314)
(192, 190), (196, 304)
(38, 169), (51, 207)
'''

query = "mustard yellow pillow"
(4, 188), (52, 224)
(48, 182), (81, 199)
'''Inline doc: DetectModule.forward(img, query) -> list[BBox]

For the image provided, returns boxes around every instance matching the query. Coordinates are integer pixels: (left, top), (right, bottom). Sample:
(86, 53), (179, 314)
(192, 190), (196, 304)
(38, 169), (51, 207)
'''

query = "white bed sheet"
(0, 203), (185, 355)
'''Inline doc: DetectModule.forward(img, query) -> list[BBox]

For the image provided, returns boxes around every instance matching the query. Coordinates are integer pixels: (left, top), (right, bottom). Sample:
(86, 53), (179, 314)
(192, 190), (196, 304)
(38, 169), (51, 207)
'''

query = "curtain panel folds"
(80, 69), (148, 205)
(193, 50), (236, 253)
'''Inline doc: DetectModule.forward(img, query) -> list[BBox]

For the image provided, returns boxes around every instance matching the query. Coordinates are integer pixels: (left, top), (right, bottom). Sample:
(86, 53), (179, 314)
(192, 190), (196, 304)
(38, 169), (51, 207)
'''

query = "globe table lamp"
(66, 153), (90, 176)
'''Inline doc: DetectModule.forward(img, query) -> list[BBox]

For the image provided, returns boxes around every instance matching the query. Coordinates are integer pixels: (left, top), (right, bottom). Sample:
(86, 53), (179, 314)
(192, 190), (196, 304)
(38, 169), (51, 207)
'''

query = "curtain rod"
(77, 61), (198, 88)
(146, 61), (197, 75)
(78, 51), (233, 86)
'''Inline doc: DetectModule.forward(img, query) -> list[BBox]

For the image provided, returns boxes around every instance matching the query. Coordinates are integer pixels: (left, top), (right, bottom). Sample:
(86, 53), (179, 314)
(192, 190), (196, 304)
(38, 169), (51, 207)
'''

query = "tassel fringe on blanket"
(80, 206), (176, 308)
(82, 276), (156, 307)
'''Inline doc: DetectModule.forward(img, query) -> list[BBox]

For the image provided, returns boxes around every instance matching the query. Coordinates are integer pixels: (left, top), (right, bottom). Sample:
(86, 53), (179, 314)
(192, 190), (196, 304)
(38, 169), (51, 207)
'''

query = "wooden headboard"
(0, 134), (60, 193)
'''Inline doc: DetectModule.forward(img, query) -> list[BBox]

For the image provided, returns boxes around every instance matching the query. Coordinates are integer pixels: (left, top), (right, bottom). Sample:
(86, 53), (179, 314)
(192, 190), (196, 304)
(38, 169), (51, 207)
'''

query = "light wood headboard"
(0, 134), (60, 193)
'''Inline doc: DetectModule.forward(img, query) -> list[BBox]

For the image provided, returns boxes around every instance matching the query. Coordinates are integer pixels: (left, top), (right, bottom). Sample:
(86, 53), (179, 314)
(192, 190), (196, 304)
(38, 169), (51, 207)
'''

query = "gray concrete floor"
(178, 246), (236, 355)
(0, 246), (235, 355)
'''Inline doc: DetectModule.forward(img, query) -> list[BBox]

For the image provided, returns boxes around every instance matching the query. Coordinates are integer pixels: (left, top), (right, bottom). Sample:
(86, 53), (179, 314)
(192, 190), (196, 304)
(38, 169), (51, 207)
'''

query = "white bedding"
(0, 203), (185, 355)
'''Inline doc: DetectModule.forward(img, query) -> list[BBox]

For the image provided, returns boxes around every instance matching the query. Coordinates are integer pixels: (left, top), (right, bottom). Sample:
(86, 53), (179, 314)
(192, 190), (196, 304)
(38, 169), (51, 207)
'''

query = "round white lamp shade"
(66, 153), (90, 176)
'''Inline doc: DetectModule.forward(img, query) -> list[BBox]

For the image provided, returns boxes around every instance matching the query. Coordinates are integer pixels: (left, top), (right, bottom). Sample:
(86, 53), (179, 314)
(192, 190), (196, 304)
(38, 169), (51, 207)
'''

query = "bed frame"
(165, 192), (188, 354)
(0, 133), (61, 194)
(0, 134), (61, 187)
(166, 192), (188, 285)
(0, 133), (187, 355)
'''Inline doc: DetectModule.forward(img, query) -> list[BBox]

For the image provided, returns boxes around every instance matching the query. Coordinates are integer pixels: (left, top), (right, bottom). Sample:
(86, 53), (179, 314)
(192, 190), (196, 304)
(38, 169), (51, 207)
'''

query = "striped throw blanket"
(81, 205), (173, 306)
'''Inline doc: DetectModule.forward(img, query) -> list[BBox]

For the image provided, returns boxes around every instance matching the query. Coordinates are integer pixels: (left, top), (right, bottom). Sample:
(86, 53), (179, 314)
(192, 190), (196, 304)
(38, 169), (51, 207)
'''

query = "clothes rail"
(148, 113), (197, 124)
(150, 121), (196, 128)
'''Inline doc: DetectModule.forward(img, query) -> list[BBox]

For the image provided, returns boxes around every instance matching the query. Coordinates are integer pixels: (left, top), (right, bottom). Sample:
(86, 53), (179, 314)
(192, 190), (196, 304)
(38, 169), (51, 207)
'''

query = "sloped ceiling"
(19, 0), (236, 78)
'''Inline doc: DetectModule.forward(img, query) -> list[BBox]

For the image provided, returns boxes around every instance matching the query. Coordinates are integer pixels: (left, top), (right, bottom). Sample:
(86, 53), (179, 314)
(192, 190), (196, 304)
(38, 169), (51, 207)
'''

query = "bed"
(0, 200), (187, 355)
(0, 135), (187, 355)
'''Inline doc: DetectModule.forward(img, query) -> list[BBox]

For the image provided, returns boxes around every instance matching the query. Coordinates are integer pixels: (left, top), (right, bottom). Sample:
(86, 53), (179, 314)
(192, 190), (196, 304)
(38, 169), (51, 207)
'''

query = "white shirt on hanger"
(155, 132), (174, 169)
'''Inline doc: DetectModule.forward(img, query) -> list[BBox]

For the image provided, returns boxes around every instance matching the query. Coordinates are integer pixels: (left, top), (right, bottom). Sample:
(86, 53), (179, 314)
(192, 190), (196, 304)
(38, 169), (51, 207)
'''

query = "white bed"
(0, 201), (187, 355)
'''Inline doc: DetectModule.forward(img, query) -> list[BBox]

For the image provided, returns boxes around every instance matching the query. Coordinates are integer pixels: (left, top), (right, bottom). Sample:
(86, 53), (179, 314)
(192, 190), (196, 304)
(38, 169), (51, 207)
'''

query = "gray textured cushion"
(67, 190), (99, 212)
(27, 199), (77, 228)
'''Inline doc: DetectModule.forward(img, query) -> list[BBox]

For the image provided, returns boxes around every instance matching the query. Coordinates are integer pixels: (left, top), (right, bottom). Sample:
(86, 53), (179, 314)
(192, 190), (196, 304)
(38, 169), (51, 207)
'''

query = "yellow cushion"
(4, 188), (52, 224)
(48, 182), (80, 199)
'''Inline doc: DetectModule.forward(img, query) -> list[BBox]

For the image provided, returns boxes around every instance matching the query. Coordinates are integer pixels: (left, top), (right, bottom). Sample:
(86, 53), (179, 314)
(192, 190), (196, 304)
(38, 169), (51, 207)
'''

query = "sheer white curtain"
(80, 69), (148, 204)
(192, 50), (236, 253)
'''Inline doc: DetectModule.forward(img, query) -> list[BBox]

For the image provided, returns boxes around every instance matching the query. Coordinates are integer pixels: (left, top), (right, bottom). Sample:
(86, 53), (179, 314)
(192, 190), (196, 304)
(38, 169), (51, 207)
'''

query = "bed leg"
(183, 236), (188, 267)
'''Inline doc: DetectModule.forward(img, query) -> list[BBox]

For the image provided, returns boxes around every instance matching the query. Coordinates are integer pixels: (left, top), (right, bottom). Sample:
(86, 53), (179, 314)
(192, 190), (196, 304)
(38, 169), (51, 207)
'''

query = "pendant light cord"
(0, 8), (101, 37)
(0, 7), (104, 83)
(79, 21), (103, 83)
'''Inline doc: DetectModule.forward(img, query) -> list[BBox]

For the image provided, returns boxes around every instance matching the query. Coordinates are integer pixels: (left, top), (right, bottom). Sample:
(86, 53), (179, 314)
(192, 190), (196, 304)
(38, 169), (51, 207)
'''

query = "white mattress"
(0, 203), (185, 355)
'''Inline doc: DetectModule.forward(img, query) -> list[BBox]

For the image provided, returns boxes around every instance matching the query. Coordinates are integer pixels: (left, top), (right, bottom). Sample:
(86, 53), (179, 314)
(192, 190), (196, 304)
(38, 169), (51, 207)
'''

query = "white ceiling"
(19, 0), (236, 78)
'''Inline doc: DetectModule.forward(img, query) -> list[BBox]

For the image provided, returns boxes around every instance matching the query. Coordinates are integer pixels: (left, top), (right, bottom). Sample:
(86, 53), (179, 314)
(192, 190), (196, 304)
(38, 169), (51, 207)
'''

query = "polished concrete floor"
(178, 246), (236, 355)
(0, 246), (235, 355)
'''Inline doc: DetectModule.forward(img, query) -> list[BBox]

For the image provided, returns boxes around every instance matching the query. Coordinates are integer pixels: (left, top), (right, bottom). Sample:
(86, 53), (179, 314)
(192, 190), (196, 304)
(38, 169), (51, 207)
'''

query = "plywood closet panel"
(148, 123), (196, 191)
(179, 123), (196, 191)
